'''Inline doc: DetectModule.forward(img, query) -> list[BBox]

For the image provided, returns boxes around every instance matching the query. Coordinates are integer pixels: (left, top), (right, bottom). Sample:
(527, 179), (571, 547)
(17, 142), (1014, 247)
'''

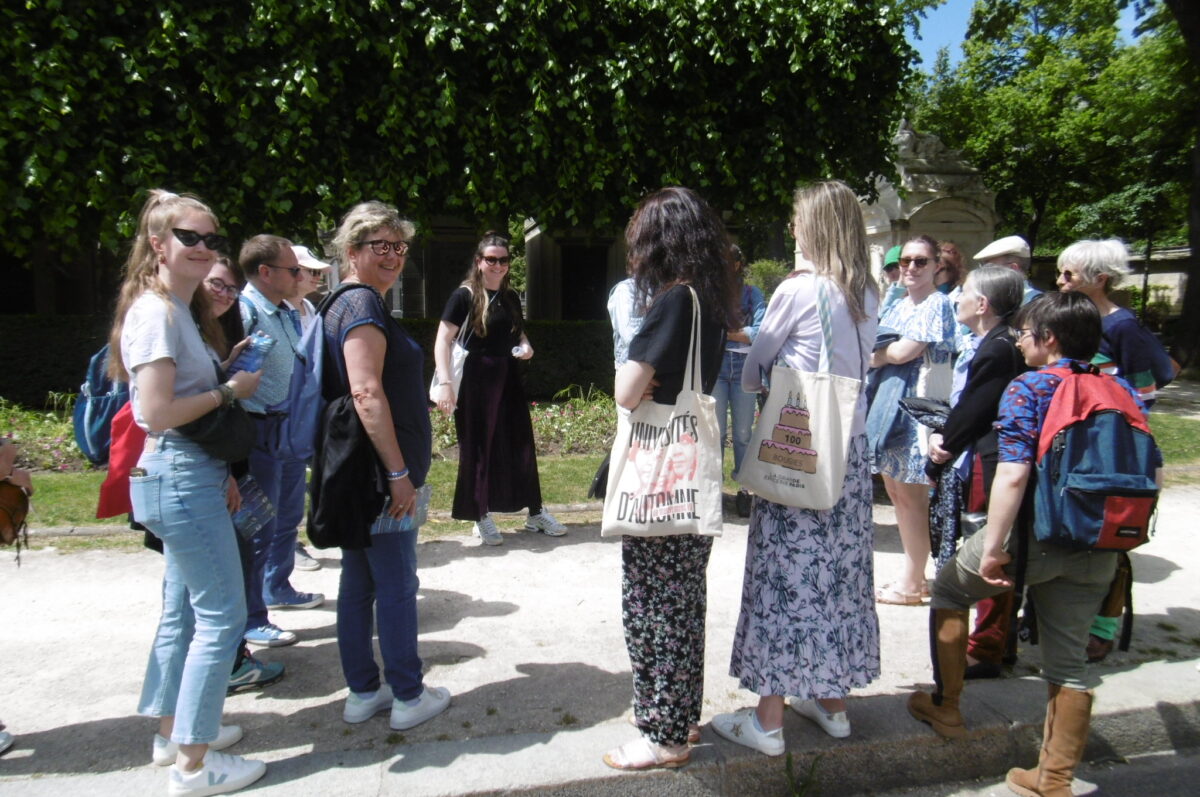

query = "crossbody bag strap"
(457, 287), (501, 347)
(815, 278), (836, 373)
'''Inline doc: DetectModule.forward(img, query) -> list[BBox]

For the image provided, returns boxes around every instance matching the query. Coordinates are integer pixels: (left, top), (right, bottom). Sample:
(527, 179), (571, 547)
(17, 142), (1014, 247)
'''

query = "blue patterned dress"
(732, 273), (881, 699)
(871, 292), (957, 484)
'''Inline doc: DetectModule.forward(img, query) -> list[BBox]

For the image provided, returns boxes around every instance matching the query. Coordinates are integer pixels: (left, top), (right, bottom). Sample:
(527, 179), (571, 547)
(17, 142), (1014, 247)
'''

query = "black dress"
(441, 286), (542, 520)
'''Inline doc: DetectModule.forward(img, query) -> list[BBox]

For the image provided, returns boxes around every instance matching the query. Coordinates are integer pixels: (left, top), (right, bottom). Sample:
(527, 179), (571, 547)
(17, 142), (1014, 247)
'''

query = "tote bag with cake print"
(738, 280), (863, 510)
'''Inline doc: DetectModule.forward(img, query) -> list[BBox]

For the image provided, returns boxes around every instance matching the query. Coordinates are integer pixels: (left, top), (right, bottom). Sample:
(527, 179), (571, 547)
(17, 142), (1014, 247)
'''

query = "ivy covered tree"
(1, 0), (924, 312)
(909, 0), (1199, 361)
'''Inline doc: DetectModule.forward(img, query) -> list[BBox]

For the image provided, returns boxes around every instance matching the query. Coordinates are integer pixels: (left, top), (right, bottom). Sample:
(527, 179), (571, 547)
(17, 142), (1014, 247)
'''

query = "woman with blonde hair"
(318, 201), (451, 730)
(712, 180), (880, 754)
(431, 232), (565, 545)
(111, 189), (266, 795)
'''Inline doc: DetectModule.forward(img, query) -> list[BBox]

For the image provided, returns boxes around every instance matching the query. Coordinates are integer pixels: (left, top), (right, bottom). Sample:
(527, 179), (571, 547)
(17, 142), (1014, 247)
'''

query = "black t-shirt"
(440, 286), (522, 356)
(627, 284), (726, 403)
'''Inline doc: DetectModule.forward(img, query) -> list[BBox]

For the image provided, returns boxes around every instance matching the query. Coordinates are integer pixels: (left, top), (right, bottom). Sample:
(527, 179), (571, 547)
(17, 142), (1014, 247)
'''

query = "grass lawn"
(17, 416), (1200, 540)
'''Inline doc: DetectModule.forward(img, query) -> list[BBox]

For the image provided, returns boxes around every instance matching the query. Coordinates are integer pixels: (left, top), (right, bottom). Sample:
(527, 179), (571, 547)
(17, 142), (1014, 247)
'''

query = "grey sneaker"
(389, 686), (451, 730)
(294, 542), (321, 571)
(524, 510), (567, 537)
(343, 685), (394, 724)
(474, 515), (503, 546)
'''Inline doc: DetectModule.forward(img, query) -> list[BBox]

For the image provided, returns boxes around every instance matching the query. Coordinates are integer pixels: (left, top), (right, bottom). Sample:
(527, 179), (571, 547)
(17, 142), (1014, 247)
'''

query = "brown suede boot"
(1006, 685), (1093, 797)
(907, 608), (969, 738)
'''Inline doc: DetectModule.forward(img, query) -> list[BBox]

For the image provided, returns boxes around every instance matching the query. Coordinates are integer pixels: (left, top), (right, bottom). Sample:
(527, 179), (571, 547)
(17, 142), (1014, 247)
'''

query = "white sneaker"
(389, 685), (451, 730)
(167, 750), (266, 796)
(473, 515), (503, 546)
(153, 724), (243, 766)
(0, 730), (14, 756)
(789, 697), (851, 738)
(343, 685), (394, 724)
(524, 510), (567, 537)
(711, 708), (784, 756)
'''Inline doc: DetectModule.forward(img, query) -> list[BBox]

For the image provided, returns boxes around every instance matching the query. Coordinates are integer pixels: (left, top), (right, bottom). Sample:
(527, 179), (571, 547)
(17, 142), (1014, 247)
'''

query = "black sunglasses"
(481, 255), (511, 266)
(362, 239), (410, 256)
(263, 263), (301, 277)
(172, 228), (228, 251)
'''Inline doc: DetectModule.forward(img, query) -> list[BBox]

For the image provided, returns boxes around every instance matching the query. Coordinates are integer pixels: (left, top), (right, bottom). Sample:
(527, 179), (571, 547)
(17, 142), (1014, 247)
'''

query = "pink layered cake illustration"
(758, 403), (818, 473)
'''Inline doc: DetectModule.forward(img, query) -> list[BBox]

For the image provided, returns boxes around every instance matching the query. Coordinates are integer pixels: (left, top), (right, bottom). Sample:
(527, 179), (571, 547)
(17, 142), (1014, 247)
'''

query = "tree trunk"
(1165, 0), (1200, 367)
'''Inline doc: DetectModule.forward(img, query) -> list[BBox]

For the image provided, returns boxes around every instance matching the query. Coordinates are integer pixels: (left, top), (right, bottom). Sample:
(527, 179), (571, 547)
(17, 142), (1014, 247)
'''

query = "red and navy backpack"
(1033, 361), (1160, 552)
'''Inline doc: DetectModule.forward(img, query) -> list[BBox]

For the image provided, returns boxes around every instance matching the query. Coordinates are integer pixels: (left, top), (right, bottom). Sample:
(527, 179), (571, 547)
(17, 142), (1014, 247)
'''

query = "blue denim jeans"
(133, 436), (246, 744)
(246, 416), (308, 627)
(337, 509), (424, 700)
(711, 350), (758, 479)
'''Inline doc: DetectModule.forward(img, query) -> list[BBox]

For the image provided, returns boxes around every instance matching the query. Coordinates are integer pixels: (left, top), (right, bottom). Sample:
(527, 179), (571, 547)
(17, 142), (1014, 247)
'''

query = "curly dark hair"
(625, 186), (736, 327)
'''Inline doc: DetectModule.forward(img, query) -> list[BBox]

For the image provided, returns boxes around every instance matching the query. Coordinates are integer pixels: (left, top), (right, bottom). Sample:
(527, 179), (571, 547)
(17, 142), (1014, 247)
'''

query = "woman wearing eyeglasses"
(108, 190), (266, 794)
(432, 232), (565, 545)
(867, 235), (957, 606)
(318, 201), (451, 730)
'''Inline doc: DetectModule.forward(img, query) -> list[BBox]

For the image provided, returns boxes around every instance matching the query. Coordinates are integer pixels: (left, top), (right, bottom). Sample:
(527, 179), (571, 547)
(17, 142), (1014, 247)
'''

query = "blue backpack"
(72, 344), (130, 466)
(1033, 362), (1160, 552)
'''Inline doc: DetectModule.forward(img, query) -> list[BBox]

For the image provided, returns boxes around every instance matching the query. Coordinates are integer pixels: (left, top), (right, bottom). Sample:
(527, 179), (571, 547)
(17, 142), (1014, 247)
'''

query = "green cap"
(884, 245), (902, 268)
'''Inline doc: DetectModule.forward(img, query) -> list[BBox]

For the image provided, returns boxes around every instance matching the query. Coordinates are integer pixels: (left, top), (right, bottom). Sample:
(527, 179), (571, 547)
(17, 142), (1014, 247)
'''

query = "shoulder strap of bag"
(683, 285), (701, 394)
(815, 279), (835, 373)
(455, 286), (501, 347)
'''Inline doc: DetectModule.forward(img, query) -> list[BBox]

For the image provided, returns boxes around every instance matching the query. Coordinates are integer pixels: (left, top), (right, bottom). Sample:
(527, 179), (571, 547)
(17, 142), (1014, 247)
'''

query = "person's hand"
(641, 377), (660, 401)
(226, 369), (262, 400)
(220, 337), (252, 373)
(434, 382), (457, 415)
(727, 329), (750, 344)
(386, 475), (416, 519)
(6, 467), (33, 496)
(515, 341), (533, 360)
(979, 548), (1013, 588)
(871, 348), (887, 369)
(225, 477), (241, 514)
(928, 433), (952, 465)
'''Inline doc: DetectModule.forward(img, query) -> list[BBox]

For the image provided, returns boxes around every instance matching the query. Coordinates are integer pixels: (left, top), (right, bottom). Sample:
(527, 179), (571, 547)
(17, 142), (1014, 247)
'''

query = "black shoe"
(964, 659), (1003, 679)
(735, 489), (752, 518)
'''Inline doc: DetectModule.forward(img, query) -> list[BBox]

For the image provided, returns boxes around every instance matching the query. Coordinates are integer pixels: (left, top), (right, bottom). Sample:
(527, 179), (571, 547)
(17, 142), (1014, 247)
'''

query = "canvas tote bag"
(428, 288), (499, 402)
(601, 287), (723, 537)
(737, 279), (863, 510)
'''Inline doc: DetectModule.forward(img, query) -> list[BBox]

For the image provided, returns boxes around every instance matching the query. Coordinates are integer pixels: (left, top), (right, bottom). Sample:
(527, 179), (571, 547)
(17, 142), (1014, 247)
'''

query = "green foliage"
(745, 258), (792, 301)
(2, 1), (917, 270)
(1, 397), (91, 472)
(909, 0), (1198, 250)
(1113, 283), (1175, 331)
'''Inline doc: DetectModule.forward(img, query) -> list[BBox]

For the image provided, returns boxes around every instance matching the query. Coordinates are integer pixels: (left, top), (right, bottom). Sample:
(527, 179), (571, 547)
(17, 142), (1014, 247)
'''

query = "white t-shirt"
(122, 291), (220, 432)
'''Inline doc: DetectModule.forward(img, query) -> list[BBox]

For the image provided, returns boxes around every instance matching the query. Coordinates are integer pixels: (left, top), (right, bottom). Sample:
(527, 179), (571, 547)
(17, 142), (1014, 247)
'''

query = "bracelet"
(386, 468), (409, 481)
(217, 383), (236, 407)
(209, 389), (222, 409)
(438, 379), (451, 387)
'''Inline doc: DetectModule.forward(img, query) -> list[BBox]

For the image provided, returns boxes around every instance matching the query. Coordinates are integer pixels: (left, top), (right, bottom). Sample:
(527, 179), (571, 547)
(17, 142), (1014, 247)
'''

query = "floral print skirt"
(622, 533), (713, 746)
(730, 434), (881, 698)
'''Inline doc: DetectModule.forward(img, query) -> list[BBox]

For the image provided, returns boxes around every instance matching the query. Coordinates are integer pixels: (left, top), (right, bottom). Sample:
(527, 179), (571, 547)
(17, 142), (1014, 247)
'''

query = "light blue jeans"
(712, 350), (758, 479)
(133, 436), (246, 744)
(337, 505), (424, 700)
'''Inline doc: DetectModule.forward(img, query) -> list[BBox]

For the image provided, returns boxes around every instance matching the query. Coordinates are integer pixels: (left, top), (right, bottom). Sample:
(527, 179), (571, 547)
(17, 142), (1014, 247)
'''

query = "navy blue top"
(322, 285), (432, 487)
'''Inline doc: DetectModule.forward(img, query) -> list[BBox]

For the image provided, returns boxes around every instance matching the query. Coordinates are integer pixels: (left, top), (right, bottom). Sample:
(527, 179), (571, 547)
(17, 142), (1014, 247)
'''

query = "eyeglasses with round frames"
(481, 255), (511, 267)
(204, 278), (239, 297)
(362, 239), (409, 256)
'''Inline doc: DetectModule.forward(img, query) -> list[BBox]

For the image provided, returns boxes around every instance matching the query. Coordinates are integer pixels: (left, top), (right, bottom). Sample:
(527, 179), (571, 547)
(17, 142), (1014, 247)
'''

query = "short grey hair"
(331, 201), (416, 278)
(1058, 238), (1132, 292)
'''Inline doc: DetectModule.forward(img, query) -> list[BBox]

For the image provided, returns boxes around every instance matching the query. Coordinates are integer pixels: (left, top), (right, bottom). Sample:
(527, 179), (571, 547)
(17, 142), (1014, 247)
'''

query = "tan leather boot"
(1006, 685), (1093, 797)
(907, 608), (969, 738)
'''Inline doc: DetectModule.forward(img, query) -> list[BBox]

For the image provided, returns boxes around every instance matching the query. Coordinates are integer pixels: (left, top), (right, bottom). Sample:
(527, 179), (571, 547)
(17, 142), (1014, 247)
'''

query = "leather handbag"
(0, 480), (30, 547)
(175, 400), (256, 462)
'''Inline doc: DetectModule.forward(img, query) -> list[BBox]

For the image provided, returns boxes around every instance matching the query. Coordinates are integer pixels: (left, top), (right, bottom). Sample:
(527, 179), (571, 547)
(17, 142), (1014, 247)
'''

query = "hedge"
(0, 315), (615, 409)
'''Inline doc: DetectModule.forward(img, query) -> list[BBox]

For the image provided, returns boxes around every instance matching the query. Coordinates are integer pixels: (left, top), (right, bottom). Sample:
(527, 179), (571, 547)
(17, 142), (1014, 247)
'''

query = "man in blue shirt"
(238, 236), (324, 649)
